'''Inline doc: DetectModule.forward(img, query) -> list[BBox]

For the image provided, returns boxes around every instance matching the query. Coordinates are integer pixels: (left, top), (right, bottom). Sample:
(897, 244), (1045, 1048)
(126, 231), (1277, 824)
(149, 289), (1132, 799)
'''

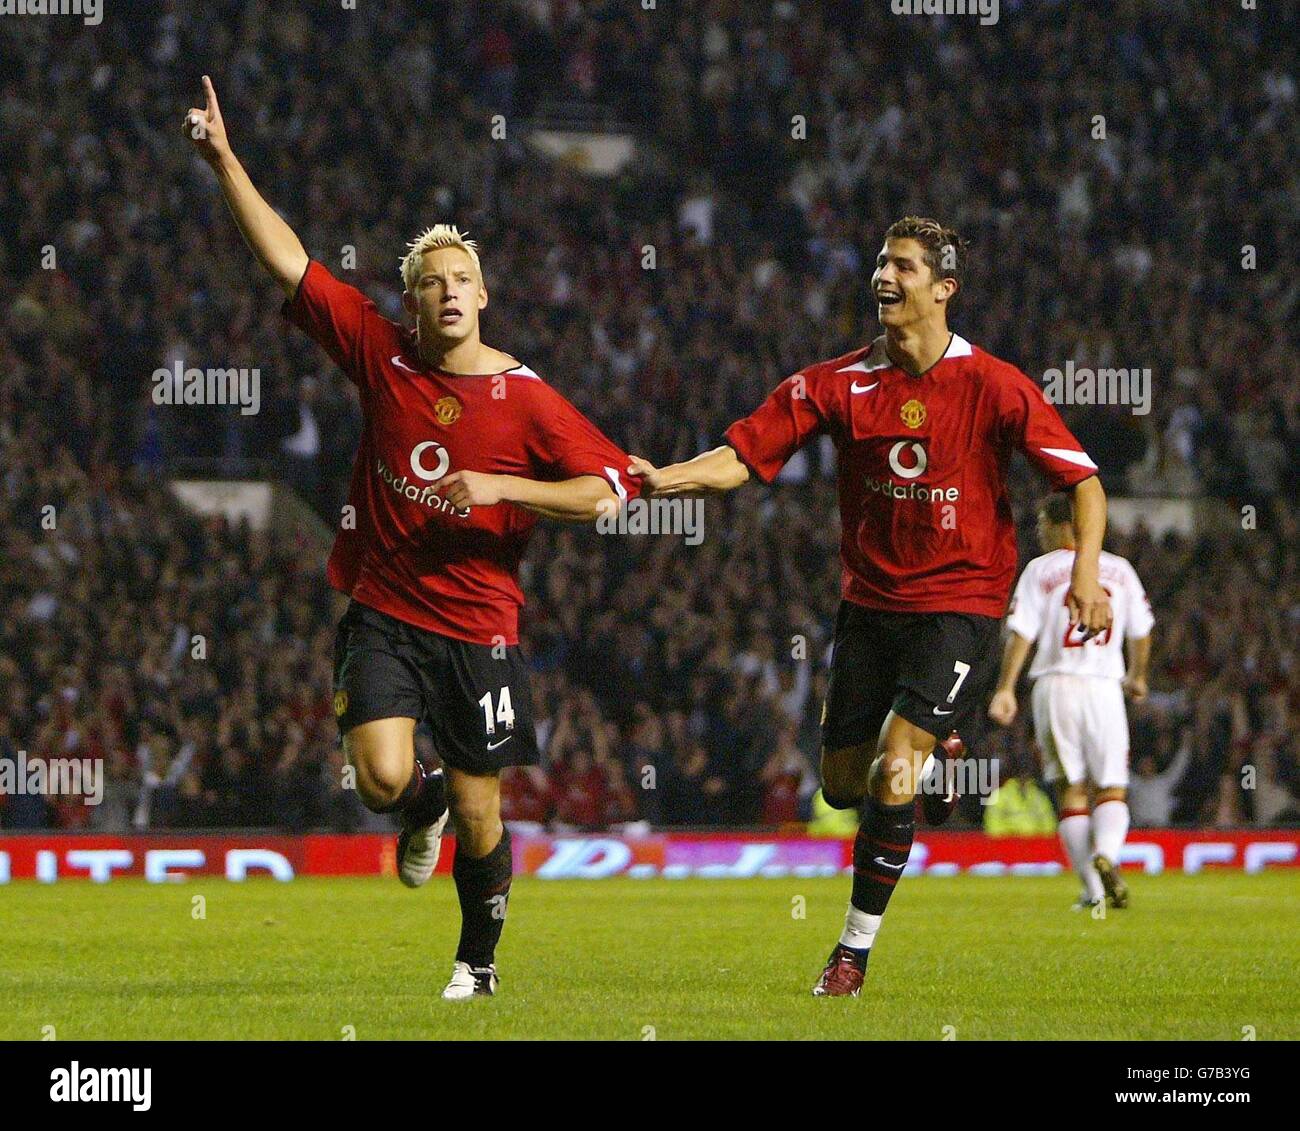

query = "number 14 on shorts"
(478, 687), (516, 735)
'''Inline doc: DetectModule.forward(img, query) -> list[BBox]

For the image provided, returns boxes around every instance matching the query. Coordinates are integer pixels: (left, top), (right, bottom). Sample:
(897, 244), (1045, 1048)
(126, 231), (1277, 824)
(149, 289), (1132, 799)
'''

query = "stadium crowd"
(1, 1), (1295, 831)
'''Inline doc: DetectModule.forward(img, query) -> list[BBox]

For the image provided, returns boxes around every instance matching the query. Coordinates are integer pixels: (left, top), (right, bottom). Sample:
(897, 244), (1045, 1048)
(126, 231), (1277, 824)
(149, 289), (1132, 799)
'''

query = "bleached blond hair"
(400, 225), (482, 293)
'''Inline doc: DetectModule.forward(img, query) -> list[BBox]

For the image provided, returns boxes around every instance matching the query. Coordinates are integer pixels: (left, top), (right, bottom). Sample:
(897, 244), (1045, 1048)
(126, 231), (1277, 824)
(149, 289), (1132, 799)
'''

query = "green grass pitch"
(2, 872), (1295, 1040)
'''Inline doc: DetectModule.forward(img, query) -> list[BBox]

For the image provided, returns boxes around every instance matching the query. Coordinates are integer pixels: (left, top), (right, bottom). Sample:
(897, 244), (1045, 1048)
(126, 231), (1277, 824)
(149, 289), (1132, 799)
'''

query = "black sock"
(851, 797), (915, 916)
(453, 825), (513, 968)
(373, 762), (446, 827)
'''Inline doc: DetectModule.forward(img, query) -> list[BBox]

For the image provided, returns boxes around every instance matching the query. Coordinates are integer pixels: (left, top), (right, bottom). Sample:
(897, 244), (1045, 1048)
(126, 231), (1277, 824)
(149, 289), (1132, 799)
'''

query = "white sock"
(839, 904), (882, 951)
(1059, 812), (1104, 902)
(1092, 799), (1130, 862)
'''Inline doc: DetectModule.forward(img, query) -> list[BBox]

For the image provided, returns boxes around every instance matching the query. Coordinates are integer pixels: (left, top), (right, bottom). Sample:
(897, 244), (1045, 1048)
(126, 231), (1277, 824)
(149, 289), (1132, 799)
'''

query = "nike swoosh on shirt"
(850, 380), (880, 394)
(933, 707), (954, 715)
(486, 735), (513, 751)
(391, 355), (421, 374)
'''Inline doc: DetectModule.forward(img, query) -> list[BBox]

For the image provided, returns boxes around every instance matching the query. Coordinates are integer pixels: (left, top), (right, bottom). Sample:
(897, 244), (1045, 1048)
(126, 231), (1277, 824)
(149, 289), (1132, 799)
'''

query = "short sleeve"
(527, 384), (640, 503)
(997, 367), (1099, 489)
(724, 373), (826, 484)
(282, 260), (387, 388)
(1005, 563), (1045, 641)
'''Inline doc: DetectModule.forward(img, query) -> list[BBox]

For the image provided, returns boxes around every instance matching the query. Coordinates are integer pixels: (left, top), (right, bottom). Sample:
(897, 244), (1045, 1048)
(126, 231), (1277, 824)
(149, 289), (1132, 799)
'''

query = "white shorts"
(1031, 674), (1130, 788)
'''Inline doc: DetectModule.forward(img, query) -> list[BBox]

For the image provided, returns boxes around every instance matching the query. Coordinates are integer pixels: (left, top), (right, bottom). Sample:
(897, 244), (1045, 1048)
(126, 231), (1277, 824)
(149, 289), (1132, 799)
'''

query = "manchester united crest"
(900, 398), (927, 429)
(333, 690), (348, 718)
(434, 395), (462, 426)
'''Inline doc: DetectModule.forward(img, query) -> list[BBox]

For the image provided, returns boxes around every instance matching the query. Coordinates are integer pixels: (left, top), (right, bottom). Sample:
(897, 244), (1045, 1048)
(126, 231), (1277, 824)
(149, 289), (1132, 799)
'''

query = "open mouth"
(876, 292), (902, 307)
(438, 308), (463, 325)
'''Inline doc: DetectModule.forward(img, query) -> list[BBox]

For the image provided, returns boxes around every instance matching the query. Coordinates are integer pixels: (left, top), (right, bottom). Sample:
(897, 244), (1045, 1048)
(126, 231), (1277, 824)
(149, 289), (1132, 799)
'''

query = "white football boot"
(442, 961), (499, 1000)
(396, 770), (449, 889)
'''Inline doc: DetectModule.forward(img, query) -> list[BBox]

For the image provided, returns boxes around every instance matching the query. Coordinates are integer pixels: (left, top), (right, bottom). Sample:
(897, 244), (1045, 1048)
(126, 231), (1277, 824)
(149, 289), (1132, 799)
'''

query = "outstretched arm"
(627, 446), (750, 497)
(184, 75), (309, 296)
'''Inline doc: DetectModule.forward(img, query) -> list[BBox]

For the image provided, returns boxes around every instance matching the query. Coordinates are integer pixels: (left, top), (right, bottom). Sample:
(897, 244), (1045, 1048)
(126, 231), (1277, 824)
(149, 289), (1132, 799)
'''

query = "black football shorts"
(332, 600), (539, 774)
(820, 601), (1000, 753)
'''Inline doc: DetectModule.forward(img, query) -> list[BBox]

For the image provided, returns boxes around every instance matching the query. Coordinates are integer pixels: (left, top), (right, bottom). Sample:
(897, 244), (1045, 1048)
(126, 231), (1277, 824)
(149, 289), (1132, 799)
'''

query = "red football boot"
(812, 944), (868, 997)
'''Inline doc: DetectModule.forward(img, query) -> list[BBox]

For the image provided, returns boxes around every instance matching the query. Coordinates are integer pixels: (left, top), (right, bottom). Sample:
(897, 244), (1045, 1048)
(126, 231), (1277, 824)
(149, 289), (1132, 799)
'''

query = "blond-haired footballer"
(186, 77), (637, 999)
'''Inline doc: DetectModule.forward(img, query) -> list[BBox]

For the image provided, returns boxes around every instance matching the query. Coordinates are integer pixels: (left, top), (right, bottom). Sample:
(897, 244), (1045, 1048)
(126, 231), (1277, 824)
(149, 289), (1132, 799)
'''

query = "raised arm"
(184, 75), (309, 297)
(627, 446), (750, 497)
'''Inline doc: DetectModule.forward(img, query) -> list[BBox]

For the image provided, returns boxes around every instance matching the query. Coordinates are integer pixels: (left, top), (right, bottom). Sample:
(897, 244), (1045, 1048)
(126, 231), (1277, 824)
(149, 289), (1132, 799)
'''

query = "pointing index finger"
(202, 74), (220, 115)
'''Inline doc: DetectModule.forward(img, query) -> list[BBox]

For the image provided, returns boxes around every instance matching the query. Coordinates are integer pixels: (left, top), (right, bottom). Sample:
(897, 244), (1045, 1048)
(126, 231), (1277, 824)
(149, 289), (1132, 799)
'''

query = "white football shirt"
(1006, 548), (1154, 680)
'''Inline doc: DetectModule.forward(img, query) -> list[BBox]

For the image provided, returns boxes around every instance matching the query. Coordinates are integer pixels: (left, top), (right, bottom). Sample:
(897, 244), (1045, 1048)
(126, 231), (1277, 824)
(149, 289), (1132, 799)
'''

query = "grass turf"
(1, 872), (1295, 1040)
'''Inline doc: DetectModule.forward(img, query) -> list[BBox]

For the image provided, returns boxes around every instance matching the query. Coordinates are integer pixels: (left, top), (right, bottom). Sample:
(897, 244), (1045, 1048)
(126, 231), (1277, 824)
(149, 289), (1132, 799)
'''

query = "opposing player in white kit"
(988, 495), (1154, 910)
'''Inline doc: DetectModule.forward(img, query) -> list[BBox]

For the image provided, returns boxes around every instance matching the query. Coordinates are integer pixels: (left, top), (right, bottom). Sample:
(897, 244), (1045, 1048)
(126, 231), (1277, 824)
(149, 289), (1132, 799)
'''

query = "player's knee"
(342, 719), (417, 811)
(873, 748), (922, 800)
(820, 768), (866, 808)
(453, 806), (501, 858)
(820, 786), (864, 811)
(359, 773), (406, 812)
(449, 787), (499, 835)
(820, 746), (871, 803)
(347, 749), (410, 811)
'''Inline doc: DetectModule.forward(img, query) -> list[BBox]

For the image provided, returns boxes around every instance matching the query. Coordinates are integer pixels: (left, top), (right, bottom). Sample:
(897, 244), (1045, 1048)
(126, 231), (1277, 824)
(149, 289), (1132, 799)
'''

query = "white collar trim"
(837, 334), (972, 375)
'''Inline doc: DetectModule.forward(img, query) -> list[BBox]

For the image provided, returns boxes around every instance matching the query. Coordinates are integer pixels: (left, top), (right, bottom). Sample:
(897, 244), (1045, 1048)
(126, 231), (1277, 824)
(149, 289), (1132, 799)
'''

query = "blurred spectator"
(984, 752), (1058, 837)
(0, 3), (1292, 831)
(1127, 728), (1192, 827)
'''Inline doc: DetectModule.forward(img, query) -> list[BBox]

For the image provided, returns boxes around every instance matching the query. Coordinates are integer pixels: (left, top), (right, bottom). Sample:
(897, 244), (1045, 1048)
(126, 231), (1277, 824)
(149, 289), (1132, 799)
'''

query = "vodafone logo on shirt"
(862, 439), (960, 503)
(410, 440), (451, 481)
(372, 440), (468, 517)
(888, 440), (927, 479)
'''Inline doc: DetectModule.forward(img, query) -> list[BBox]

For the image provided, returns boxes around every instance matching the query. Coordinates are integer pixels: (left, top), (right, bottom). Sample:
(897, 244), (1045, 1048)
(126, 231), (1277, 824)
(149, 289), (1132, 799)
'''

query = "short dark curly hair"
(883, 216), (970, 292)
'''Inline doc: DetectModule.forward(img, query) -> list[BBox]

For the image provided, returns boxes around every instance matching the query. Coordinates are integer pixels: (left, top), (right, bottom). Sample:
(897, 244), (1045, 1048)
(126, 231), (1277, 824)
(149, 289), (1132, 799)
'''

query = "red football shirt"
(284, 261), (637, 644)
(725, 334), (1098, 617)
